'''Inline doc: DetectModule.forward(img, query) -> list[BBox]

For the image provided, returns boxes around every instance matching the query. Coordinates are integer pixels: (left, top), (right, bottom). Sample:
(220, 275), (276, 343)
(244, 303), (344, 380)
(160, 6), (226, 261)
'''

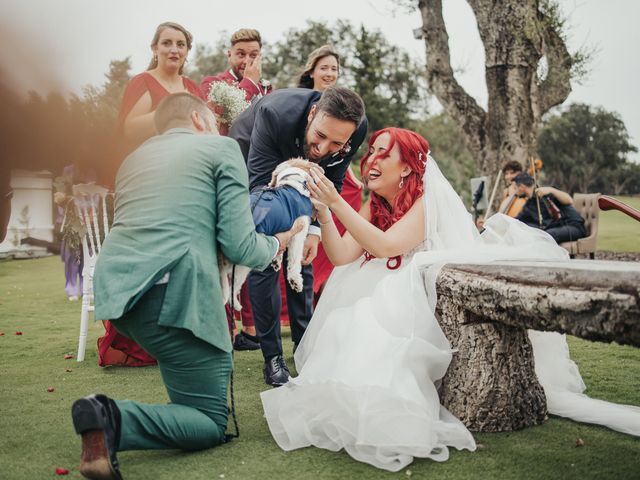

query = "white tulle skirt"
(261, 255), (476, 472)
(260, 215), (640, 471)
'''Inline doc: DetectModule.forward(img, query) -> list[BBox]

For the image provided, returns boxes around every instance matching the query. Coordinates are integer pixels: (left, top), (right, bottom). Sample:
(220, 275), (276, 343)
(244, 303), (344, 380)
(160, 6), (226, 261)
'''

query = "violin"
(540, 193), (562, 221)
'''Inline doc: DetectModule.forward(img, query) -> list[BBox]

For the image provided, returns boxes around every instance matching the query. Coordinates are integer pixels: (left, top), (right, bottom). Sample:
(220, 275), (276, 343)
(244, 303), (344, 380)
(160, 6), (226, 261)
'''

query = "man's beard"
(303, 123), (332, 164)
(231, 65), (244, 80)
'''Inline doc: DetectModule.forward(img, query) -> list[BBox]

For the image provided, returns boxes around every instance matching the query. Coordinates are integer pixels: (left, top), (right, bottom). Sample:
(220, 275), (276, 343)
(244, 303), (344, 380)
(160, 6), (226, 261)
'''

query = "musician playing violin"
(514, 172), (587, 244)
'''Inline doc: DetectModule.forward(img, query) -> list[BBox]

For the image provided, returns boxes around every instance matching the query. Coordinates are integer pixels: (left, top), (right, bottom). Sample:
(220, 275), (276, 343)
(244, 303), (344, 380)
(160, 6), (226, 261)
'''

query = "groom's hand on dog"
(274, 218), (306, 256)
(302, 234), (320, 265)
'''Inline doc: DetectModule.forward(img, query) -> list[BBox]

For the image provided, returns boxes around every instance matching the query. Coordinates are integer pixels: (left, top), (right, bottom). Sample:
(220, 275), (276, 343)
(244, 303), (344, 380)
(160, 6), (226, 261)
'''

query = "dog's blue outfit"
(250, 186), (313, 235)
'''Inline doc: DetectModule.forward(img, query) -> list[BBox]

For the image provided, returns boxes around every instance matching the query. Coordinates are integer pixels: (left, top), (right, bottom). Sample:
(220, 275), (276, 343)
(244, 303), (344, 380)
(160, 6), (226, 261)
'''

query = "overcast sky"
(3, 0), (639, 159)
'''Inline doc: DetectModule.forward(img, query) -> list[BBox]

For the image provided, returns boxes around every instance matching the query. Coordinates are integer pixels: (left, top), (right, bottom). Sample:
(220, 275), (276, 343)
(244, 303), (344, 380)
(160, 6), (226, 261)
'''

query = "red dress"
(98, 72), (204, 367)
(118, 72), (205, 127)
(102, 72), (204, 189)
(312, 168), (364, 295)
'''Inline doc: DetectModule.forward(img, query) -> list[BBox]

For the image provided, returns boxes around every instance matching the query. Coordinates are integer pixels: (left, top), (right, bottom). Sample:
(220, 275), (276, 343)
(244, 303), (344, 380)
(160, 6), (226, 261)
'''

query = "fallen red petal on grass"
(15, 331), (23, 335)
(63, 354), (74, 359)
(0, 332), (5, 336)
(47, 386), (55, 392)
(55, 467), (70, 475)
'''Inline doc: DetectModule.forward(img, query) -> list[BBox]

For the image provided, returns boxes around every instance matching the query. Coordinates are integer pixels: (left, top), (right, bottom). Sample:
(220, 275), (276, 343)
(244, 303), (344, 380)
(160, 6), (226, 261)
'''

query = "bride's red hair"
(360, 127), (429, 268)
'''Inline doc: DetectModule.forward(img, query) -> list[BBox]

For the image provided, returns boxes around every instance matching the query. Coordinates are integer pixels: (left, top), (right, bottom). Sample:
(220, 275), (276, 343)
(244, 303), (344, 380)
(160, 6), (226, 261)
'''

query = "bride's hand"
(311, 198), (331, 224)
(308, 167), (340, 209)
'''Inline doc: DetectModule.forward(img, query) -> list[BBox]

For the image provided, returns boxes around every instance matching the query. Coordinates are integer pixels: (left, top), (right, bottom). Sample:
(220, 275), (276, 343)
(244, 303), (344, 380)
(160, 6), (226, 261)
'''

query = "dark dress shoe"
(263, 355), (290, 387)
(233, 331), (260, 351)
(71, 394), (123, 480)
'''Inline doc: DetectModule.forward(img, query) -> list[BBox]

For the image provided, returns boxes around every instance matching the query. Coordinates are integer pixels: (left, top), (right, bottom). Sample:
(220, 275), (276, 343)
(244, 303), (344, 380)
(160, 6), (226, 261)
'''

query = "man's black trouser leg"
(283, 258), (313, 347)
(546, 224), (587, 244)
(248, 266), (282, 359)
(248, 260), (314, 359)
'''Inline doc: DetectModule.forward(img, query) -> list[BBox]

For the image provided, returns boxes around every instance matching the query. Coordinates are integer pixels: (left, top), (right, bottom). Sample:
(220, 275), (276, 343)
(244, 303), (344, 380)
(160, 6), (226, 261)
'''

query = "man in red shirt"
(201, 28), (272, 352)
(200, 28), (272, 102)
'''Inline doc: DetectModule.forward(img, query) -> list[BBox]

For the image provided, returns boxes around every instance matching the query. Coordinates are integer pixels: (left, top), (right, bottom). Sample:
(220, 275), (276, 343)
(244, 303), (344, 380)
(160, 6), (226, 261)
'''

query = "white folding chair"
(72, 183), (111, 361)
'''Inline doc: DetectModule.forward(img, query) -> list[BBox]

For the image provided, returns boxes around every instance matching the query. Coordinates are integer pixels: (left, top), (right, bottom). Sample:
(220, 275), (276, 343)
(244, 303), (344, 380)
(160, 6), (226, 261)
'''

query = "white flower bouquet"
(207, 81), (250, 125)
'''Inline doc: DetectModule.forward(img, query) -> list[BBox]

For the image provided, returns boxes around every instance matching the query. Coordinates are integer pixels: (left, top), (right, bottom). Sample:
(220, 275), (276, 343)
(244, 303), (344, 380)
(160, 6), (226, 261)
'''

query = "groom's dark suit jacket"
(228, 88), (368, 194)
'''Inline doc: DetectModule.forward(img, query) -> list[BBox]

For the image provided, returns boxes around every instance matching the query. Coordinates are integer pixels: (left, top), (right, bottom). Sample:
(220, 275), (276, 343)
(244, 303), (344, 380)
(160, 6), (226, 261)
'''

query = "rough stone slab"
(431, 260), (640, 347)
(423, 259), (639, 432)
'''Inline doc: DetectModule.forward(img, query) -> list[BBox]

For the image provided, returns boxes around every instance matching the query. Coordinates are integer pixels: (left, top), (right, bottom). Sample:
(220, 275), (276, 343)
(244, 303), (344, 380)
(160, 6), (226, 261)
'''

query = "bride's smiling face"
(364, 133), (411, 201)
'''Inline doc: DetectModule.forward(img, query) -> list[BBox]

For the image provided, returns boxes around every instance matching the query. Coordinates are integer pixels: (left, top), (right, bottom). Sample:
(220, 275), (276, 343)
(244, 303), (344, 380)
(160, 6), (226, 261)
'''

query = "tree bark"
(430, 259), (640, 432)
(417, 0), (573, 181)
(436, 298), (547, 432)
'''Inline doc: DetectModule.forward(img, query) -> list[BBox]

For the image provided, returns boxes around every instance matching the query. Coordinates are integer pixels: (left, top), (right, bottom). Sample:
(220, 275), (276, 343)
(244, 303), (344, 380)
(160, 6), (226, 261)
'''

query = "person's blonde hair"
(154, 92), (210, 133)
(297, 45), (340, 89)
(147, 22), (193, 75)
(230, 28), (262, 47)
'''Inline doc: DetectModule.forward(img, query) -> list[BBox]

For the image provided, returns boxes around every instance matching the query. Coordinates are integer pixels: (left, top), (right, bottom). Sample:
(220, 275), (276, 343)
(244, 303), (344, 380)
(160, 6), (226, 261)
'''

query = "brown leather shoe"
(71, 394), (123, 480)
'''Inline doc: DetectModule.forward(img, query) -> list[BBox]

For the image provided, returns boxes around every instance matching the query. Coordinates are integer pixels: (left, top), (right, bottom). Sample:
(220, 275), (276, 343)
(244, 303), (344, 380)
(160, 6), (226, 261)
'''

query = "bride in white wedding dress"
(260, 128), (640, 472)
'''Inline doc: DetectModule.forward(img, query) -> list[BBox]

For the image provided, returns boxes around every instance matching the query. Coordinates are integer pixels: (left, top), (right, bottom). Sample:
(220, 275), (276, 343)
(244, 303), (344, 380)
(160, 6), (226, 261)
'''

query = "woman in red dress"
(98, 22), (205, 367)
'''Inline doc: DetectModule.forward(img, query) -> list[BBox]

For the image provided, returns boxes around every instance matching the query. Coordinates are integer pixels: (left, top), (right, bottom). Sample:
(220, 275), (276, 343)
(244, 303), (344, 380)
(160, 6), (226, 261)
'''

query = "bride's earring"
(399, 177), (405, 188)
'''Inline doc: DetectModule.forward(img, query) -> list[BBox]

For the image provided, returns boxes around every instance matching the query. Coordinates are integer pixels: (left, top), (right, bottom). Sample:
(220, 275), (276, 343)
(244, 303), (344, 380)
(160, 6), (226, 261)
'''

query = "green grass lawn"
(597, 196), (640, 252)
(1, 256), (639, 480)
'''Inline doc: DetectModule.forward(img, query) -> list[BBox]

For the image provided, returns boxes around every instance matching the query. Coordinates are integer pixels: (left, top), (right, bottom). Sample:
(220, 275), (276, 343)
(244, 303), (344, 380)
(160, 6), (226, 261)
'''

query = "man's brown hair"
(316, 86), (365, 127)
(230, 29), (262, 47)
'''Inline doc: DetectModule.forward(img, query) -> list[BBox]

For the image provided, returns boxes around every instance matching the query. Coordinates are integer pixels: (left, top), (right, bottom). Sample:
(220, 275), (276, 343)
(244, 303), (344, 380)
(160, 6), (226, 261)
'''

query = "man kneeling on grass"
(70, 92), (299, 480)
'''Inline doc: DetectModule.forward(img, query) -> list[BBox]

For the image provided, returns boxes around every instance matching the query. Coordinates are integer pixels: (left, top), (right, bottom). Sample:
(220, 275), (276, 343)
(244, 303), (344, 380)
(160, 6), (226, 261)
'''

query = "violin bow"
(529, 156), (543, 227)
(484, 169), (502, 218)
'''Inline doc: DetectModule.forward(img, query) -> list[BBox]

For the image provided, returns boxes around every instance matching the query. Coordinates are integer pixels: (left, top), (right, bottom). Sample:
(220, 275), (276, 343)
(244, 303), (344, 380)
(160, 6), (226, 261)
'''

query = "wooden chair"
(560, 193), (600, 259)
(72, 183), (111, 361)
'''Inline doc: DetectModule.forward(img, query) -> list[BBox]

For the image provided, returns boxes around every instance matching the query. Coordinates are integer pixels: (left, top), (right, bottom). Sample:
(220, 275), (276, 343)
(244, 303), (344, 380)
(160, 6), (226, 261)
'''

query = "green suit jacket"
(94, 128), (277, 353)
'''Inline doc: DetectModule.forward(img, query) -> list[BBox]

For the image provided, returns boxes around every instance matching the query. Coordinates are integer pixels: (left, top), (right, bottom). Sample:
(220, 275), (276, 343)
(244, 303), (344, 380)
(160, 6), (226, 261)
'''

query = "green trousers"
(110, 284), (232, 451)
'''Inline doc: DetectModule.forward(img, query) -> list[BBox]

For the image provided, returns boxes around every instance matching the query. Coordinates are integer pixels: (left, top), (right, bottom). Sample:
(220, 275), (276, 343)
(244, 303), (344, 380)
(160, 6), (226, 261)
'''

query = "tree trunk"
(436, 298), (547, 432)
(417, 0), (573, 183)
